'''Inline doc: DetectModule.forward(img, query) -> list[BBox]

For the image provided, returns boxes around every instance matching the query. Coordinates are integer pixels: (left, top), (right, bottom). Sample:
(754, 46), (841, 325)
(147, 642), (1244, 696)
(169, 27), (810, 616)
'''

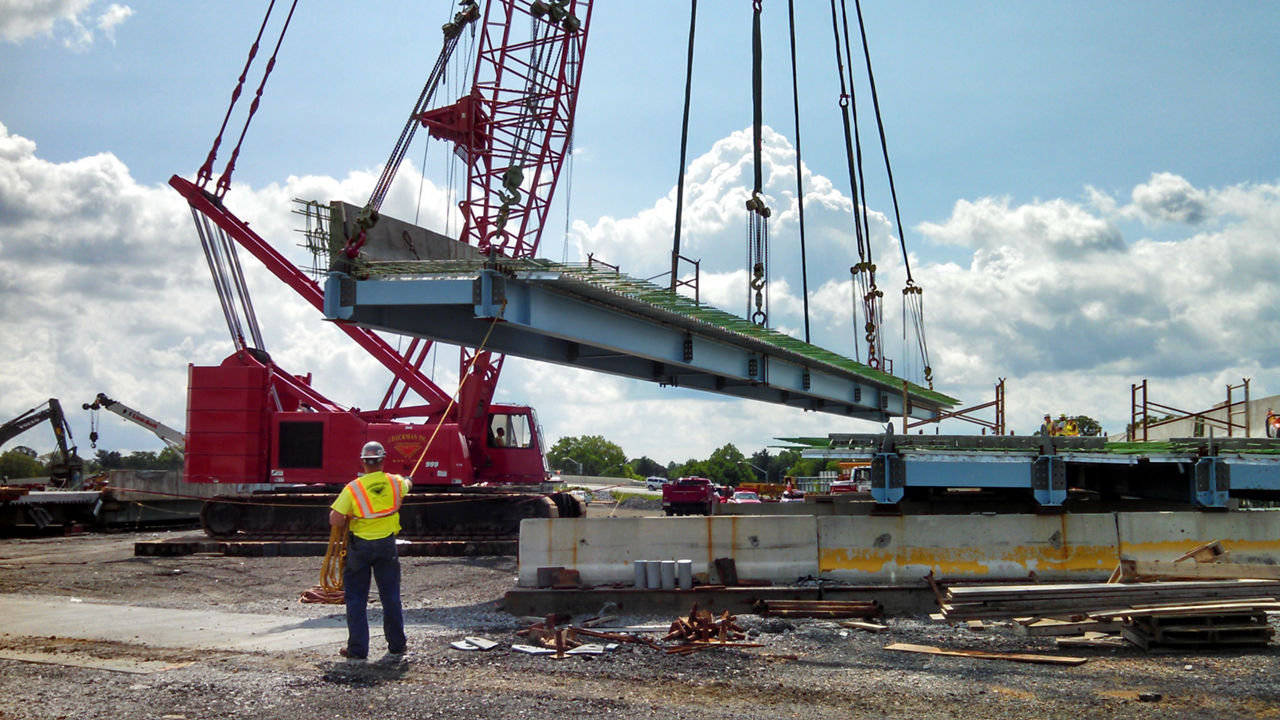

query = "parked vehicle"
(729, 490), (762, 504)
(779, 486), (806, 503)
(645, 476), (668, 491)
(831, 461), (872, 494)
(662, 477), (718, 516)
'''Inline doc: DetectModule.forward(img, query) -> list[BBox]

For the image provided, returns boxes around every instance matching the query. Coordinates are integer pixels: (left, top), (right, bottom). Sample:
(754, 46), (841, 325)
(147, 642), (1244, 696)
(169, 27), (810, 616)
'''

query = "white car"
(645, 476), (668, 491)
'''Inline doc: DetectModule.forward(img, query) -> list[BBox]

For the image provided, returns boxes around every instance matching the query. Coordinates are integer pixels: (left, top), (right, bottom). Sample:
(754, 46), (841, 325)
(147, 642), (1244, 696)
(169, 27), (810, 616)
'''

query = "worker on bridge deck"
(329, 441), (412, 660)
(1041, 414), (1055, 437)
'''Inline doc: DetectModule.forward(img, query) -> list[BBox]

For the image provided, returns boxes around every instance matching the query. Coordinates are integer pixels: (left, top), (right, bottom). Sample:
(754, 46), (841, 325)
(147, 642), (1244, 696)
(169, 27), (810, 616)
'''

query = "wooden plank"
(839, 620), (888, 632)
(1172, 540), (1228, 564)
(943, 582), (1280, 620)
(946, 579), (1280, 601)
(713, 557), (739, 586)
(884, 642), (1087, 666)
(1015, 618), (1123, 637)
(762, 600), (879, 608)
(1055, 634), (1127, 649)
(1088, 601), (1280, 619)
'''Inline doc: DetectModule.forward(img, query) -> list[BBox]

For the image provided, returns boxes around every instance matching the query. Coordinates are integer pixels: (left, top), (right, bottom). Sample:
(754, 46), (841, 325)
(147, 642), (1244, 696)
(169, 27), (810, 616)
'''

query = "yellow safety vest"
(334, 471), (409, 540)
(344, 471), (406, 519)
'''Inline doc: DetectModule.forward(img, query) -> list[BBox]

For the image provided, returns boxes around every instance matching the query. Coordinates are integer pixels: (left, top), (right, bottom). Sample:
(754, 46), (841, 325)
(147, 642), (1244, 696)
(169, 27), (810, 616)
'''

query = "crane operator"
(329, 441), (412, 660)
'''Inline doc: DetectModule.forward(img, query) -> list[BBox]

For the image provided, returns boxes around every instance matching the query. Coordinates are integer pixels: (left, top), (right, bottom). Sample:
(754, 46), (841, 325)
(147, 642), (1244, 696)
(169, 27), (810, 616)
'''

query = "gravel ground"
(2, 529), (1280, 719)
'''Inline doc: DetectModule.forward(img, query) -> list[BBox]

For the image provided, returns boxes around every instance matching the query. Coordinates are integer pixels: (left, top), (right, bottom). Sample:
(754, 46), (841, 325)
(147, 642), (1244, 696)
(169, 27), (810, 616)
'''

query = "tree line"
(545, 434), (838, 488)
(0, 447), (184, 481)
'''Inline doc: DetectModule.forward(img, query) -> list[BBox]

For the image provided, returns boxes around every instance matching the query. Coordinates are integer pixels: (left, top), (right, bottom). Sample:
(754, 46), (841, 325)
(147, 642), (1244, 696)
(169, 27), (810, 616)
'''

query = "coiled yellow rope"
(299, 525), (348, 604)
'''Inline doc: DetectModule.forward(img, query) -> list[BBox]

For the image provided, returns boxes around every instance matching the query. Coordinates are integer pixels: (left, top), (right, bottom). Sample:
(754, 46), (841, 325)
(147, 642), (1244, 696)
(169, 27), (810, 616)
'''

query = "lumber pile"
(943, 540), (1280, 651)
(753, 599), (882, 619)
(940, 579), (1280, 621)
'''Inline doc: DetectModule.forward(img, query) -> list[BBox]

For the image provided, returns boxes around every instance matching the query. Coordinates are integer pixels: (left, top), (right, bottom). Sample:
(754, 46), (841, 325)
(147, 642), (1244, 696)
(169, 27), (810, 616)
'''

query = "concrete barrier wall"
(1115, 510), (1280, 565)
(518, 516), (819, 587)
(817, 514), (1120, 583)
(520, 510), (1280, 587)
(105, 470), (273, 500)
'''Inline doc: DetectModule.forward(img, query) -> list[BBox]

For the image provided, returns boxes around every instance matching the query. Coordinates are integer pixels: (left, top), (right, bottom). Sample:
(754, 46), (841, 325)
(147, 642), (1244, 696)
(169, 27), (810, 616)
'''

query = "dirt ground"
(1, 525), (1280, 720)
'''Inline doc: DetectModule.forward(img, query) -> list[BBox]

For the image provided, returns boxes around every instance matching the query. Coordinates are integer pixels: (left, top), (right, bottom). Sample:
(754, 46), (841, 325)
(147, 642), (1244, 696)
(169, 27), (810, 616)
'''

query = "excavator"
(0, 399), (83, 489)
(168, 0), (590, 539)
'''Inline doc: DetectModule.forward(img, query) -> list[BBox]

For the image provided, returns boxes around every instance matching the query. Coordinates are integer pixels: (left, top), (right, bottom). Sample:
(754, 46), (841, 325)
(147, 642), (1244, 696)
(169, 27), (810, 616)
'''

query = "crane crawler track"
(200, 490), (583, 541)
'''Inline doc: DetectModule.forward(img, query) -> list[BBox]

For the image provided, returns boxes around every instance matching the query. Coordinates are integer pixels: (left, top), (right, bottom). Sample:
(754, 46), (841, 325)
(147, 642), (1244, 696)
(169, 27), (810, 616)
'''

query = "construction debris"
(511, 644), (555, 655)
(514, 614), (661, 659)
(663, 604), (762, 655)
(753, 599), (882, 619)
(884, 642), (1088, 666)
(450, 636), (500, 651)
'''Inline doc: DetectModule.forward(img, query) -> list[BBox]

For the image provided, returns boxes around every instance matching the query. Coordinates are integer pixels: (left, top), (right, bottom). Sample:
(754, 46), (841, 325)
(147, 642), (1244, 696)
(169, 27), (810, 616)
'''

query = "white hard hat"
(360, 441), (386, 461)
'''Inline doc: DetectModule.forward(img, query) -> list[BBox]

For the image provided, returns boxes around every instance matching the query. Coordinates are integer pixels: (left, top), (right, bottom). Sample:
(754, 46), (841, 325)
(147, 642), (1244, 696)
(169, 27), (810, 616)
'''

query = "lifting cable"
(746, 0), (771, 327)
(561, 133), (574, 263)
(196, 0), (279, 191)
(786, 0), (811, 343)
(829, 0), (882, 368)
(213, 0), (300, 199)
(851, 0), (932, 387)
(348, 0), (481, 261)
(669, 0), (698, 291)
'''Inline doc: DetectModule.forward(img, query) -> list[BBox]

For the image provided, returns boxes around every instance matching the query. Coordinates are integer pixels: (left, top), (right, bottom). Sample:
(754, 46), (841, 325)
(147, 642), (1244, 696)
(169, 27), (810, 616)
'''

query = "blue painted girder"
(324, 268), (952, 422)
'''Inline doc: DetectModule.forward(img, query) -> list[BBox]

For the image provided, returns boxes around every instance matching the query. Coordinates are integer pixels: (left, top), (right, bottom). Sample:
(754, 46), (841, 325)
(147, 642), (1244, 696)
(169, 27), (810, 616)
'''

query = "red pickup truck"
(662, 477), (719, 516)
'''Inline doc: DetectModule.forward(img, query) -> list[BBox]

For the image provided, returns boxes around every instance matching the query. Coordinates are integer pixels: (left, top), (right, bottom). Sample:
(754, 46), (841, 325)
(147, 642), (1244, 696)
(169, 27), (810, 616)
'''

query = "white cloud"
(0, 121), (455, 456)
(95, 2), (131, 43)
(918, 196), (1123, 257)
(1130, 171), (1209, 225)
(0, 0), (130, 48)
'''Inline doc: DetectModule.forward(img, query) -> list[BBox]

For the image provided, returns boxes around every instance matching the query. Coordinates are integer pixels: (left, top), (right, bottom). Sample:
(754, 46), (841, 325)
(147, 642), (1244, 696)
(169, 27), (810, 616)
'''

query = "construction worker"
(329, 441), (412, 660)
(1041, 414), (1056, 437)
(1061, 417), (1080, 436)
(1267, 409), (1280, 439)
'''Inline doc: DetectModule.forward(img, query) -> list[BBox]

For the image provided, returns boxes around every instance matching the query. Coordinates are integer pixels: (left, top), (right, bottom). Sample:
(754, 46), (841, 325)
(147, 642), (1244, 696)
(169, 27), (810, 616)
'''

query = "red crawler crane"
(169, 0), (592, 538)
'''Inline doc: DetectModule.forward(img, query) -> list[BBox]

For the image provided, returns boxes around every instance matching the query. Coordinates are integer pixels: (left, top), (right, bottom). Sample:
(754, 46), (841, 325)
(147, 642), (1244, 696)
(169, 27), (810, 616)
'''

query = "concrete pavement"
(0, 594), (350, 653)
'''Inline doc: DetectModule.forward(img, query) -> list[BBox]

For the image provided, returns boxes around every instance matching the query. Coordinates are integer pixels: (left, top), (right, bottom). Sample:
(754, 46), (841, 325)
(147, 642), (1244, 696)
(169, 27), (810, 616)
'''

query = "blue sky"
(2, 1), (1279, 464)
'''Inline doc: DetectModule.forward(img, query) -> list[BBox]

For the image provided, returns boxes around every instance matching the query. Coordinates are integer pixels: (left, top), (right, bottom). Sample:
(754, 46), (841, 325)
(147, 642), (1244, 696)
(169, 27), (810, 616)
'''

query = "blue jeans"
(343, 534), (406, 657)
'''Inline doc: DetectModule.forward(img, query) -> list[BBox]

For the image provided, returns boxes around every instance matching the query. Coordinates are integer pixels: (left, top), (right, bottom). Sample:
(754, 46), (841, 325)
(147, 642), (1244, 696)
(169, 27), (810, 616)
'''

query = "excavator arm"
(0, 399), (83, 488)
